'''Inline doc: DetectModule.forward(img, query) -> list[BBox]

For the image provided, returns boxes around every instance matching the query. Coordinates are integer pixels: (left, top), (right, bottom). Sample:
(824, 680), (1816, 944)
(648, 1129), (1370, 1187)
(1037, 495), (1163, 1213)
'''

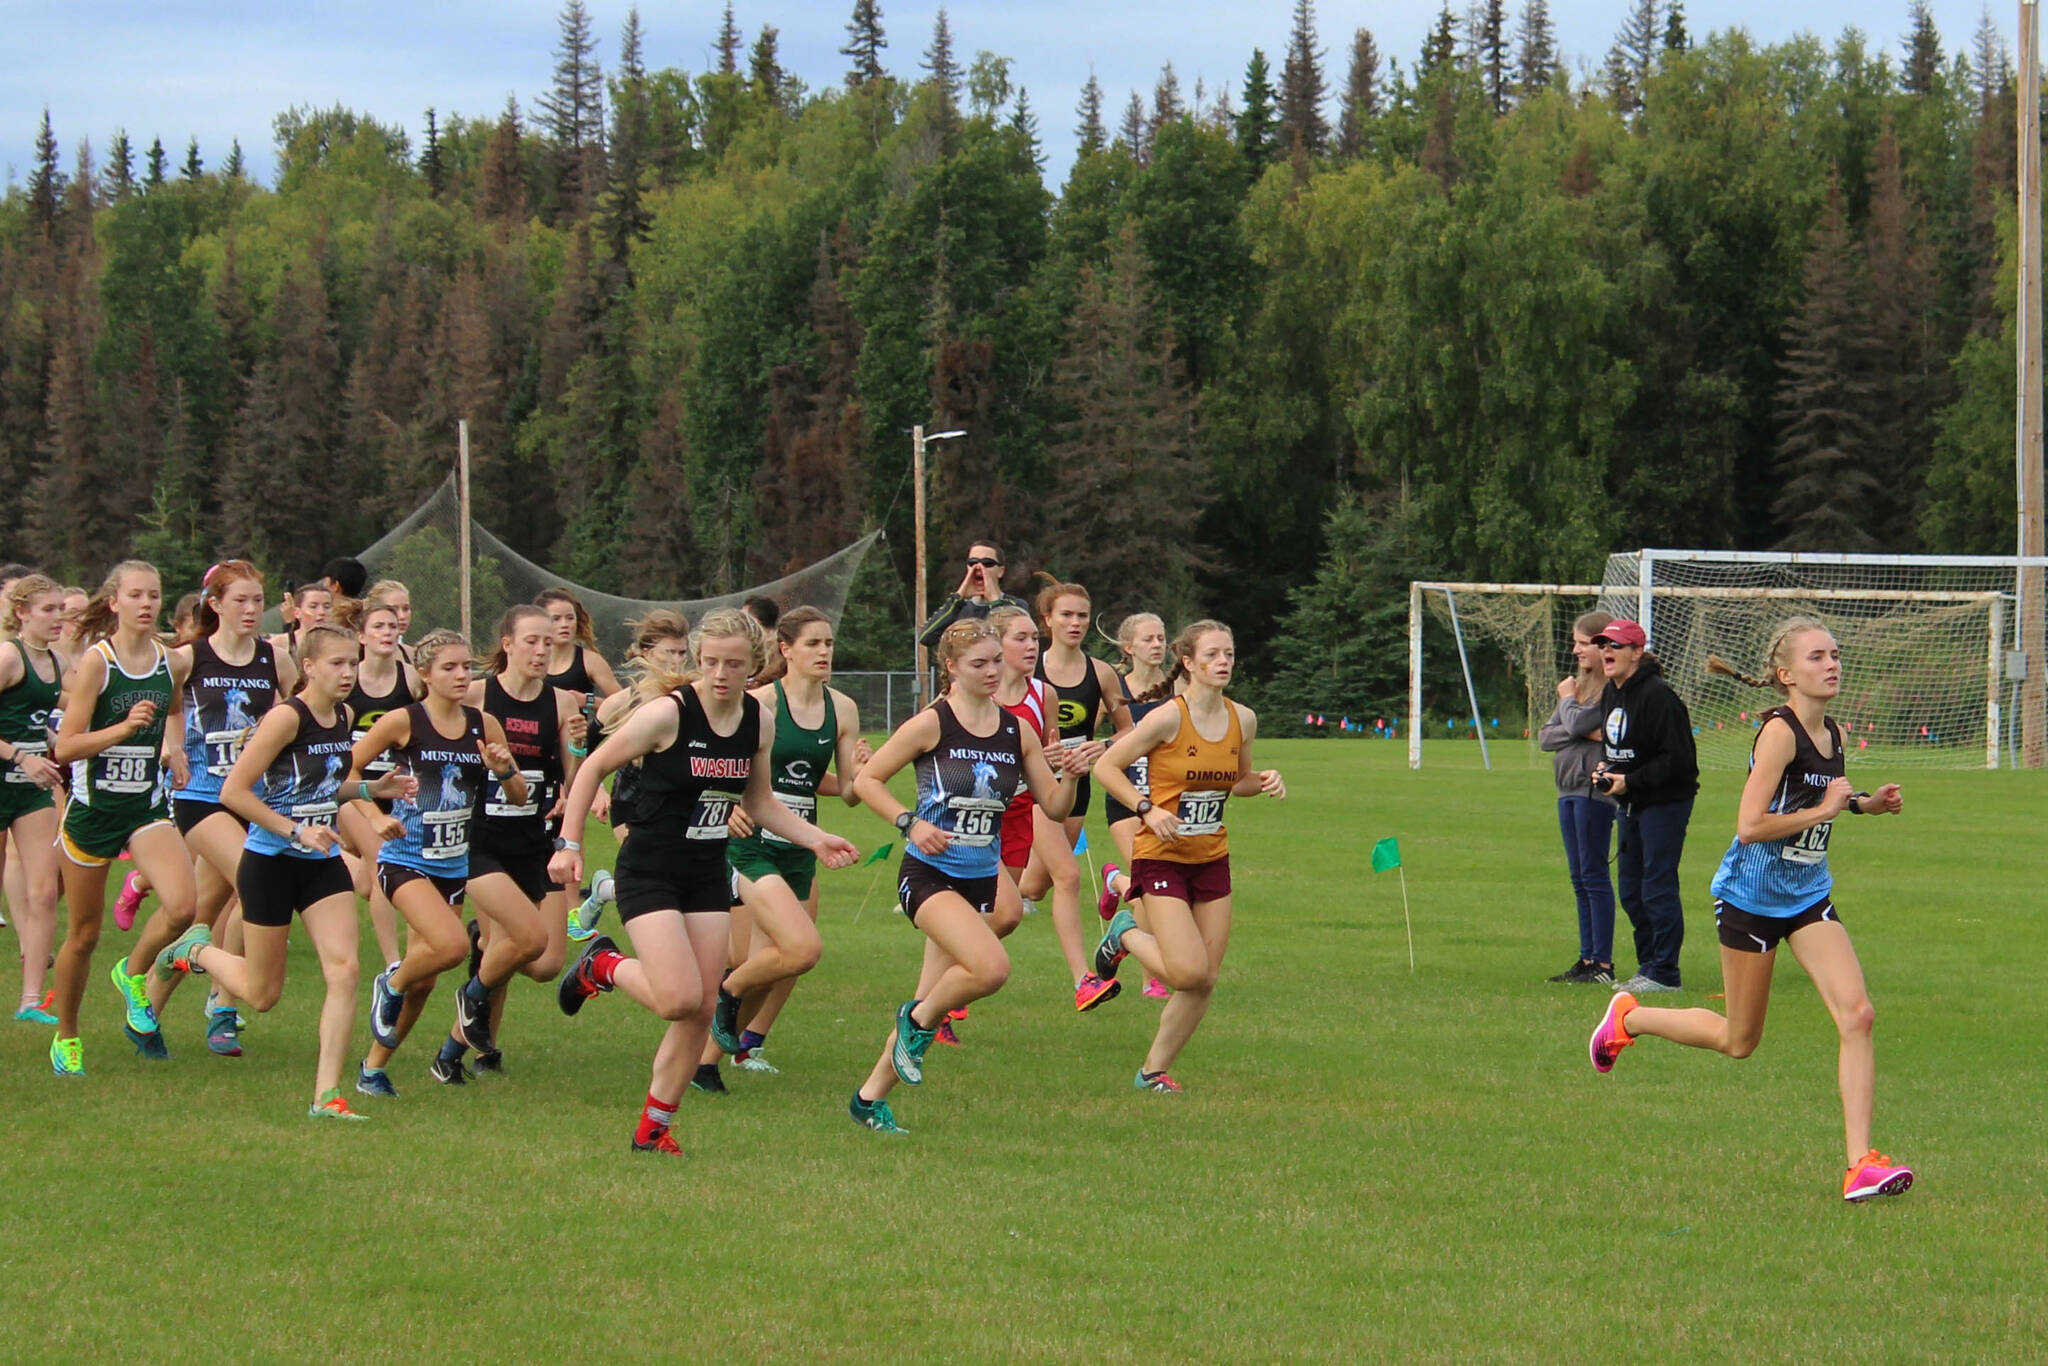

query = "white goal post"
(1409, 549), (2026, 771)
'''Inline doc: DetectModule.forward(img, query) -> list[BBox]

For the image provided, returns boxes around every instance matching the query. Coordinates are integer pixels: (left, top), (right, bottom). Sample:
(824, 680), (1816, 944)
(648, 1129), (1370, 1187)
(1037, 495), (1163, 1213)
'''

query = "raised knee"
(526, 947), (564, 983)
(787, 935), (822, 976)
(247, 983), (285, 1013)
(512, 924), (548, 963)
(972, 957), (1010, 997)
(1839, 998), (1875, 1038)
(654, 985), (700, 1022)
(1724, 1035), (1760, 1060)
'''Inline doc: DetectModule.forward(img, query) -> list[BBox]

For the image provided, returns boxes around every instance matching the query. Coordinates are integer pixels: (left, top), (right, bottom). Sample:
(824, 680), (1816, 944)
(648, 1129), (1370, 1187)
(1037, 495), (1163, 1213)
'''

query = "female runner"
(334, 595), (419, 973)
(157, 561), (298, 1055)
(268, 582), (332, 659)
(346, 629), (531, 1096)
(1095, 611), (1174, 999)
(539, 587), (622, 709)
(551, 608), (857, 1155)
(1587, 618), (1913, 1202)
(696, 607), (866, 1089)
(1021, 581), (1129, 1010)
(365, 580), (414, 649)
(0, 575), (68, 1022)
(571, 611), (685, 941)
(1090, 621), (1285, 1093)
(426, 604), (579, 1081)
(844, 619), (1071, 1135)
(49, 561), (198, 1072)
(154, 623), (414, 1119)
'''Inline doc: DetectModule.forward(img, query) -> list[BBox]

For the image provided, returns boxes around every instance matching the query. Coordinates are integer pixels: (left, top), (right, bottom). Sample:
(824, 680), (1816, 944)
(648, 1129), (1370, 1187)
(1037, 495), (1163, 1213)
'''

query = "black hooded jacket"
(1597, 656), (1700, 812)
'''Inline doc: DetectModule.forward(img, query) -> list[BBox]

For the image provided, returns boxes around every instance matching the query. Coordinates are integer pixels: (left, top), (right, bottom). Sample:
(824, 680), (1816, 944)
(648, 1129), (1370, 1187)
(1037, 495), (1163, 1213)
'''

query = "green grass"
(3, 740), (2043, 1361)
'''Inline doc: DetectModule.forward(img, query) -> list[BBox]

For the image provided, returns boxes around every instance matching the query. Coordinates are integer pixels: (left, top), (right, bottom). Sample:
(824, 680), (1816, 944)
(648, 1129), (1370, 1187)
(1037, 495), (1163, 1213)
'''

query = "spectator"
(1539, 611), (1618, 985)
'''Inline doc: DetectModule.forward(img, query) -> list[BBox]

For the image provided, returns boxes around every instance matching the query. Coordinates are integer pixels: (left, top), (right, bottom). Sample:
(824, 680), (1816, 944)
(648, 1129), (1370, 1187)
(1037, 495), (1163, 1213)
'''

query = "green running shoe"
(124, 1022), (170, 1059)
(309, 1089), (368, 1121)
(1094, 908), (1137, 980)
(108, 960), (158, 1036)
(849, 1092), (908, 1134)
(155, 923), (212, 980)
(50, 1035), (83, 1077)
(889, 1001), (936, 1086)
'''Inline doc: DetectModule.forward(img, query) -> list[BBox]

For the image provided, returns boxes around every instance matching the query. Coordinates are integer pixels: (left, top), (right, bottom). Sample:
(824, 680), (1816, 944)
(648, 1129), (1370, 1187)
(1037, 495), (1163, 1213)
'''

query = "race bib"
(1125, 754), (1151, 797)
(762, 792), (817, 844)
(1176, 790), (1227, 837)
(689, 791), (741, 841)
(97, 744), (155, 795)
(420, 807), (469, 861)
(291, 798), (338, 829)
(1782, 820), (1832, 867)
(5, 740), (45, 784)
(1060, 736), (1087, 750)
(945, 796), (1006, 847)
(204, 727), (250, 777)
(484, 769), (543, 819)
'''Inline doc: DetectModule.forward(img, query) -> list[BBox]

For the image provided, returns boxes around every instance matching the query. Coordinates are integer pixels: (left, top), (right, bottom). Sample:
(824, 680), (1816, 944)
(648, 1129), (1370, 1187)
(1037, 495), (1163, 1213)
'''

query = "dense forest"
(0, 0), (2029, 721)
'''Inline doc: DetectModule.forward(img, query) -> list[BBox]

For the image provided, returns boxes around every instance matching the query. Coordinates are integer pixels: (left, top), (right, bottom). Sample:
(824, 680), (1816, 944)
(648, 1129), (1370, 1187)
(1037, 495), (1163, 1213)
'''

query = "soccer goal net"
(265, 474), (883, 660)
(1410, 549), (2020, 771)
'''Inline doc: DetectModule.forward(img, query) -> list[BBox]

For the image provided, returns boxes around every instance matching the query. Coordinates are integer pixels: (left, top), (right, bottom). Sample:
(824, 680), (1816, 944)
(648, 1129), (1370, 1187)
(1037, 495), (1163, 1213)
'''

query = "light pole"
(912, 424), (968, 711)
(2020, 0), (2043, 765)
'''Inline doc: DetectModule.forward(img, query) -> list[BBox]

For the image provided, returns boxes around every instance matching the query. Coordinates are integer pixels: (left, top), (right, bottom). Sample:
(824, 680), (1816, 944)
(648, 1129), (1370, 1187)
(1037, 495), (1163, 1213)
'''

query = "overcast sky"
(0, 0), (2015, 193)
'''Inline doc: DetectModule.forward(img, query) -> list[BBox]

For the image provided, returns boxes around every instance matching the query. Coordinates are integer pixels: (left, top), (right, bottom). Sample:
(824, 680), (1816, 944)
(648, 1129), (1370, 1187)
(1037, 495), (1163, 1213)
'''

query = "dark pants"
(1616, 798), (1692, 987)
(1557, 796), (1616, 963)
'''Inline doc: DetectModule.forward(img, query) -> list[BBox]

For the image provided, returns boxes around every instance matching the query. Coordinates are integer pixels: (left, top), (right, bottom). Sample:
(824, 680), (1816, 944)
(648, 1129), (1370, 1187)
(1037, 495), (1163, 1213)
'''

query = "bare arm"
(830, 688), (867, 808)
(54, 648), (150, 765)
(1734, 718), (1846, 844)
(1020, 724), (1074, 818)
(740, 709), (859, 861)
(1090, 704), (1183, 812)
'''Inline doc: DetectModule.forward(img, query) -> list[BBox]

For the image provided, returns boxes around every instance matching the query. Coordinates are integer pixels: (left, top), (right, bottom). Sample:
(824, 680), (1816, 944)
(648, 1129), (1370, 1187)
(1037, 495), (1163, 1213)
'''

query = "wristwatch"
(1135, 799), (1154, 817)
(553, 836), (581, 852)
(894, 811), (916, 833)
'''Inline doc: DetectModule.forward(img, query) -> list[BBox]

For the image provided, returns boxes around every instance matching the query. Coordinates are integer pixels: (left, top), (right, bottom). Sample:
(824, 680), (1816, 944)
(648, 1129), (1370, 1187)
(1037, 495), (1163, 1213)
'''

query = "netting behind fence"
(265, 476), (882, 659)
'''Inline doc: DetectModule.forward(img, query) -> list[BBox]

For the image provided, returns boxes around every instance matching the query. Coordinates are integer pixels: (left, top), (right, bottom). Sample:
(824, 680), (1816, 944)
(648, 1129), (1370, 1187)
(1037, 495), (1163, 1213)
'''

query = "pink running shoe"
(1097, 865), (1123, 921)
(1842, 1150), (1913, 1202)
(934, 1021), (961, 1047)
(1143, 978), (1170, 999)
(113, 872), (146, 932)
(1589, 992), (1636, 1073)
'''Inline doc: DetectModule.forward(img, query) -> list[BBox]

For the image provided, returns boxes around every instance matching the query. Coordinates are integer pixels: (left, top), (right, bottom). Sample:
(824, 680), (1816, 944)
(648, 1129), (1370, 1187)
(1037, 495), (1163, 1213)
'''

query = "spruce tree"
(1118, 91), (1148, 158)
(1237, 49), (1277, 174)
(1515, 0), (1558, 96)
(537, 0), (605, 219)
(750, 26), (787, 108)
(1864, 118), (1941, 547)
(1617, 0), (1660, 97)
(1279, 0), (1330, 157)
(716, 4), (741, 74)
(842, 0), (887, 88)
(1972, 8), (2010, 111)
(420, 108), (445, 195)
(182, 137), (203, 180)
(1421, 7), (1460, 78)
(1075, 72), (1107, 156)
(480, 99), (528, 225)
(1662, 0), (1688, 51)
(603, 14), (655, 257)
(1337, 30), (1380, 159)
(622, 388), (698, 593)
(108, 130), (135, 200)
(223, 139), (245, 180)
(1011, 88), (1043, 170)
(145, 137), (167, 188)
(28, 110), (62, 236)
(1153, 63), (1184, 131)
(922, 8), (961, 143)
(1902, 1), (1942, 96)
(1480, 0), (1510, 113)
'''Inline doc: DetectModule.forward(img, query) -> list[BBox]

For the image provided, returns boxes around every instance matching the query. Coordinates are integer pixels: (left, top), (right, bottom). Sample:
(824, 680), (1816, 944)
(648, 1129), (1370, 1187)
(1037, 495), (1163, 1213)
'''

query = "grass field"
(3, 739), (2043, 1361)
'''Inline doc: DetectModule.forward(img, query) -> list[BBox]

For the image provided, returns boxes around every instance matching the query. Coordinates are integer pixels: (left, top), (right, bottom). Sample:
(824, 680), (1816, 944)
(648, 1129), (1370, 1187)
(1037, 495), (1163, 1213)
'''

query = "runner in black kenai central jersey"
(551, 608), (858, 1156)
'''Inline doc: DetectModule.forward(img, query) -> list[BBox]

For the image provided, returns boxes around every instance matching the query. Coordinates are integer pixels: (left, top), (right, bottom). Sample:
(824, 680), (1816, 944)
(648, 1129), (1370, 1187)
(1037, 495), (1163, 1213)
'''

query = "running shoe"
(368, 967), (403, 1048)
(1134, 1069), (1183, 1093)
(15, 1002), (57, 1024)
(570, 870), (613, 942)
(205, 1008), (242, 1057)
(112, 871), (145, 931)
(1843, 1150), (1914, 1202)
(632, 1129), (684, 1156)
(1094, 908), (1137, 980)
(1143, 978), (1171, 999)
(1097, 865), (1124, 920)
(453, 981), (496, 1055)
(124, 1022), (169, 1059)
(934, 1021), (960, 1047)
(465, 919), (484, 984)
(734, 1049), (779, 1074)
(1547, 958), (1592, 983)
(691, 1063), (728, 1095)
(1074, 973), (1121, 1012)
(849, 1092), (908, 1134)
(947, 1006), (969, 1021)
(1020, 897), (1039, 916)
(558, 935), (617, 1017)
(1589, 991), (1637, 1073)
(1614, 972), (1679, 994)
(50, 1035), (83, 1077)
(355, 1064), (398, 1098)
(471, 1049), (504, 1075)
(890, 1001), (935, 1085)
(108, 960), (158, 1036)
(1584, 964), (1616, 986)
(428, 1053), (471, 1085)
(710, 983), (744, 1055)
(154, 923), (212, 980)
(309, 1089), (368, 1121)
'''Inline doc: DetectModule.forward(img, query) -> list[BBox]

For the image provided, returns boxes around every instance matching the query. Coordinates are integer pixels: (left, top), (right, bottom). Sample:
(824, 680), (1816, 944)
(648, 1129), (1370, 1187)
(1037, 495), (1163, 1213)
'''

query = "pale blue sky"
(0, 0), (2012, 193)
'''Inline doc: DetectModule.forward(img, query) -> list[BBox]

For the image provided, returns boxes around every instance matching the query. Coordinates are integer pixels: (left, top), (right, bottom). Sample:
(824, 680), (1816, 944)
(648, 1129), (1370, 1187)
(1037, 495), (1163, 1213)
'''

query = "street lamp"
(913, 425), (969, 709)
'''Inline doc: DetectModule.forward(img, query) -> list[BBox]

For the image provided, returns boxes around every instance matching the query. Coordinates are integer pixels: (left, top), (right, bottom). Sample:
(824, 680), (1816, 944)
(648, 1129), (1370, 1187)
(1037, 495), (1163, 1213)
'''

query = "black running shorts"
(174, 797), (245, 837)
(470, 843), (560, 904)
(896, 855), (997, 925)
(1714, 897), (1840, 953)
(238, 850), (354, 928)
(378, 861), (466, 909)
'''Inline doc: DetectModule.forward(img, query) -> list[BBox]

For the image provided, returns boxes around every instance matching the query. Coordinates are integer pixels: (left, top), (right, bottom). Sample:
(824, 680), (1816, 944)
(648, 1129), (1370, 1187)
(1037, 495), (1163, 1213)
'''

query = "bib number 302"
(1176, 791), (1226, 837)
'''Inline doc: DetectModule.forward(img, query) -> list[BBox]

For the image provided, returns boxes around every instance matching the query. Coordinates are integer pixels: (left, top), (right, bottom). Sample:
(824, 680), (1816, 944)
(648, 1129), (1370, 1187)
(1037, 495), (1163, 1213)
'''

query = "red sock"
(634, 1090), (677, 1144)
(591, 949), (625, 988)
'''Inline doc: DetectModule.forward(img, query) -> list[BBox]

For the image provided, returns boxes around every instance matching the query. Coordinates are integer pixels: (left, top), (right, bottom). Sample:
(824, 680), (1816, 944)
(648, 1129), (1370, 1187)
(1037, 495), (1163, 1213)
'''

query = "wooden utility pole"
(458, 419), (473, 644)
(912, 424), (929, 711)
(2019, 0), (2044, 765)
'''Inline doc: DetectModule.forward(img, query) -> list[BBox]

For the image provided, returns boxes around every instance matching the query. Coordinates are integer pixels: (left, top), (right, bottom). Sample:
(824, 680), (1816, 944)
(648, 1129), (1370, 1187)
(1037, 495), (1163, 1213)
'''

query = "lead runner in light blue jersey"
(1585, 617), (1915, 1203)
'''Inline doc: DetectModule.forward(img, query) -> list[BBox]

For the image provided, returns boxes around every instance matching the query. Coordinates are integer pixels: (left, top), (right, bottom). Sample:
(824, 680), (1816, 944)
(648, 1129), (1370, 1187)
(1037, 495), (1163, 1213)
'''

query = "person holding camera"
(917, 541), (1030, 650)
(1587, 619), (1697, 995)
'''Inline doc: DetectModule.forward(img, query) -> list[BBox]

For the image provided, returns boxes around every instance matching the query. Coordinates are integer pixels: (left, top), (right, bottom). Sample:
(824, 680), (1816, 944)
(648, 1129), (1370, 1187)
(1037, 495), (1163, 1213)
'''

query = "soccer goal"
(1409, 549), (2024, 772)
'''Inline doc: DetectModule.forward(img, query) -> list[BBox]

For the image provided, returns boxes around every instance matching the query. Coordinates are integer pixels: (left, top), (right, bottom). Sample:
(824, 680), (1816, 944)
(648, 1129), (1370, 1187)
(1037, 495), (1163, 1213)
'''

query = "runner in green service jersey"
(698, 608), (868, 1087)
(49, 561), (199, 1074)
(0, 574), (70, 1022)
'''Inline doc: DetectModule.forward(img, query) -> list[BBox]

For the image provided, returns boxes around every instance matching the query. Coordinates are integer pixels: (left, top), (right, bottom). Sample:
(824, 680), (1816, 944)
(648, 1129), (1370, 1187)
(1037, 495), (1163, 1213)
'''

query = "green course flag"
(1371, 837), (1401, 872)
(862, 842), (894, 867)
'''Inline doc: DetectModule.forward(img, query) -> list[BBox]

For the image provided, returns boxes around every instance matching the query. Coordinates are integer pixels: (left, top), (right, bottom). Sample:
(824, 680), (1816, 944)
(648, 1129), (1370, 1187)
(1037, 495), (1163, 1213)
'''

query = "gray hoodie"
(1538, 691), (1614, 803)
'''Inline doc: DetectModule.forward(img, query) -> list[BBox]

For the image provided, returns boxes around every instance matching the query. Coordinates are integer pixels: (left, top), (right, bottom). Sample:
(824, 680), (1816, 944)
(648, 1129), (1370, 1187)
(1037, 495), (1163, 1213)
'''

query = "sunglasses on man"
(966, 557), (1001, 568)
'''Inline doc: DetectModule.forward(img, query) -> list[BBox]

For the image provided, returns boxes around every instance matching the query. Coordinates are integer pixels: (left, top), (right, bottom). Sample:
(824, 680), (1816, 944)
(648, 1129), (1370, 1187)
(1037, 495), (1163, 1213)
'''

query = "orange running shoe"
(633, 1129), (683, 1156)
(1843, 1150), (1913, 1202)
(1589, 992), (1636, 1073)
